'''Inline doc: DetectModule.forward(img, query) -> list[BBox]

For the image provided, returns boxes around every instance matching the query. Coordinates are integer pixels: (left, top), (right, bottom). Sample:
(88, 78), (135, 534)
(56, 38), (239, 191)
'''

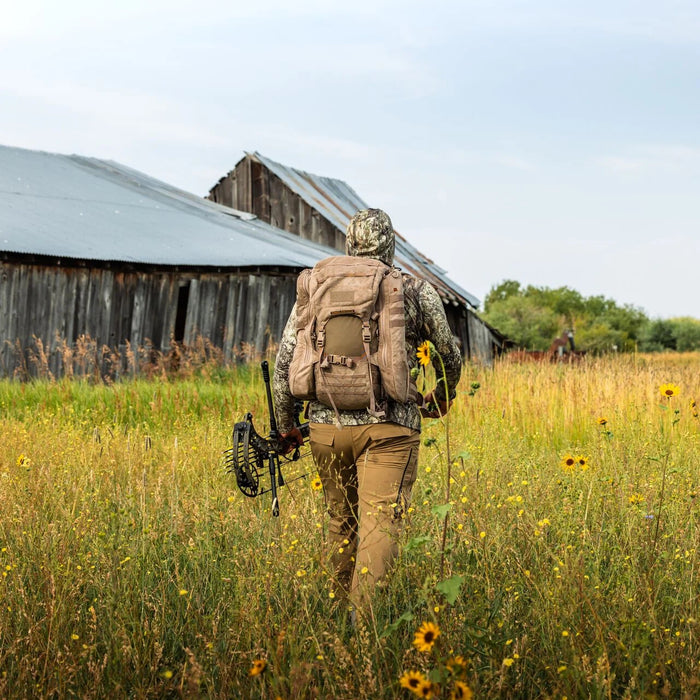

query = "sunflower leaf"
(380, 610), (414, 638)
(406, 535), (432, 552)
(436, 574), (464, 605)
(431, 503), (453, 518)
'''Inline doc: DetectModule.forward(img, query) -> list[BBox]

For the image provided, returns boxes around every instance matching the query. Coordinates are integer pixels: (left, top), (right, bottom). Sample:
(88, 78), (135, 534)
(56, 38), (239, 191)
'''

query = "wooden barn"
(0, 145), (338, 378)
(208, 151), (506, 363)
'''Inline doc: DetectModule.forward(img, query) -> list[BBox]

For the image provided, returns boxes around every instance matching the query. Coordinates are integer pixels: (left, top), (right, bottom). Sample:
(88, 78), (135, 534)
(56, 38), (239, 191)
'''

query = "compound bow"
(224, 360), (310, 516)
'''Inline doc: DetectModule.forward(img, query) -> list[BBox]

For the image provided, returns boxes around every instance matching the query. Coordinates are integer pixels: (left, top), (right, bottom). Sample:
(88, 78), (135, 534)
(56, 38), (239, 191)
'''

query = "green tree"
(668, 317), (700, 351)
(639, 319), (676, 351)
(483, 294), (561, 350)
(483, 280), (522, 311)
(482, 280), (652, 352)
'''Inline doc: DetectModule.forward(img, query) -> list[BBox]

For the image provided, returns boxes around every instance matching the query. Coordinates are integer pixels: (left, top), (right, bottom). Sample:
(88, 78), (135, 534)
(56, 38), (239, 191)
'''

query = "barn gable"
(208, 151), (506, 362)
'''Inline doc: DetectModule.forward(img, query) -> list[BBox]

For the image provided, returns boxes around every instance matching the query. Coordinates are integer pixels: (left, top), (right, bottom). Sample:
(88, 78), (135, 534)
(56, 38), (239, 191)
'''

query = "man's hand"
(280, 426), (304, 454)
(420, 391), (451, 419)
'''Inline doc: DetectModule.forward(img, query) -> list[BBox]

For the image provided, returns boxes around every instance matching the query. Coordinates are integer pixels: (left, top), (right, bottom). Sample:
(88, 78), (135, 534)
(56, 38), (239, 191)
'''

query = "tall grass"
(0, 354), (698, 698)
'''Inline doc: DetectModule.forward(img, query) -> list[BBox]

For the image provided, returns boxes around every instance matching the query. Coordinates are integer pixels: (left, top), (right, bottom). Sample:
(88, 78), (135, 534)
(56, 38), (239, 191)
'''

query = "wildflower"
(161, 669), (173, 679)
(417, 680), (434, 698)
(413, 621), (440, 653)
(310, 476), (323, 491)
(597, 417), (608, 426)
(178, 589), (188, 596)
(16, 454), (30, 468)
(446, 655), (468, 675)
(560, 454), (576, 470)
(629, 493), (645, 505)
(400, 670), (427, 693)
(576, 455), (589, 470)
(249, 659), (267, 676)
(416, 341), (431, 366)
(450, 681), (473, 700)
(295, 569), (306, 577)
(659, 383), (680, 398)
(502, 657), (515, 667)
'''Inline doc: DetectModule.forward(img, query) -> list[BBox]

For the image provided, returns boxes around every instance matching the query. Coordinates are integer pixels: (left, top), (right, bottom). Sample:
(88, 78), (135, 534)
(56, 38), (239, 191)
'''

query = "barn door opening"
(174, 282), (190, 343)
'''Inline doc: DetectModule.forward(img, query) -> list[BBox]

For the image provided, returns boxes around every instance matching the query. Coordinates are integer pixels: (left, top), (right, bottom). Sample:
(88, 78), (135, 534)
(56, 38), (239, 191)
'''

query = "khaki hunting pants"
(310, 422), (420, 608)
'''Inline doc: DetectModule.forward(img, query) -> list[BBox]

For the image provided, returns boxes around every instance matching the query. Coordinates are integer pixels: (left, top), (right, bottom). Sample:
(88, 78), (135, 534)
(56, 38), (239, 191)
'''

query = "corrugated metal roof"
(0, 145), (338, 269)
(250, 151), (481, 308)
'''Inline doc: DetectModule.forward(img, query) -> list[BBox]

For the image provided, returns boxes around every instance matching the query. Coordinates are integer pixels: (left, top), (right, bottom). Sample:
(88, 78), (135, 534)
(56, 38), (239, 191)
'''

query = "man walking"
(273, 208), (461, 610)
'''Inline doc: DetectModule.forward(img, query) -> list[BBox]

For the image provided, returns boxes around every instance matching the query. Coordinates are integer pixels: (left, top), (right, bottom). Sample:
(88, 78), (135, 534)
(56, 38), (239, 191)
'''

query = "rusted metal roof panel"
(250, 151), (480, 308)
(0, 145), (338, 269)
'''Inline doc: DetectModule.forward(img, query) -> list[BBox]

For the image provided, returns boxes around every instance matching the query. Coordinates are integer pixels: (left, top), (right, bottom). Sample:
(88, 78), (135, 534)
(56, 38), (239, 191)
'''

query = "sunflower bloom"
(249, 659), (267, 676)
(416, 341), (431, 366)
(417, 680), (434, 699)
(446, 655), (468, 675)
(450, 681), (473, 700)
(413, 621), (440, 653)
(400, 670), (427, 693)
(659, 383), (680, 398)
(576, 455), (589, 470)
(560, 454), (576, 470)
(310, 476), (323, 491)
(597, 417), (608, 426)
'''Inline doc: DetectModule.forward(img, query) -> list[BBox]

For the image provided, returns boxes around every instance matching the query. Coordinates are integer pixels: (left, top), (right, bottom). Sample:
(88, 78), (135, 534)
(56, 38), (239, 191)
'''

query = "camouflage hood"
(345, 209), (395, 266)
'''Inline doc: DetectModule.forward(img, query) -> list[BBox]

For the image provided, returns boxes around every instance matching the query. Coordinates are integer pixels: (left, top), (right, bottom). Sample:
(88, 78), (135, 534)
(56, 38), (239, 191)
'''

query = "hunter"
(273, 208), (462, 611)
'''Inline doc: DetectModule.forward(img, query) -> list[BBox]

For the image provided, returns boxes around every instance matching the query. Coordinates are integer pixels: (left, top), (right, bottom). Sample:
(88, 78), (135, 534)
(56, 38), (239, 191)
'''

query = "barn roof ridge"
(246, 151), (480, 309)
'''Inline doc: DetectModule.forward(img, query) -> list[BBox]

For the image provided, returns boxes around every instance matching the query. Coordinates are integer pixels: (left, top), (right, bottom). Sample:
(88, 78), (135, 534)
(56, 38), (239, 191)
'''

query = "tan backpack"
(289, 256), (416, 419)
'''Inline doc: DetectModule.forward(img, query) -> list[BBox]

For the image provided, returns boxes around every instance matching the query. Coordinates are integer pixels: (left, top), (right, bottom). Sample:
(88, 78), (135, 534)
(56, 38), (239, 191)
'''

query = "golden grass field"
(1, 353), (699, 699)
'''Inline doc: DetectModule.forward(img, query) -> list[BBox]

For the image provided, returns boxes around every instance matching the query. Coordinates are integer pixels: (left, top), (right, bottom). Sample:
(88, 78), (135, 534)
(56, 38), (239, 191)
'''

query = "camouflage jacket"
(273, 273), (462, 433)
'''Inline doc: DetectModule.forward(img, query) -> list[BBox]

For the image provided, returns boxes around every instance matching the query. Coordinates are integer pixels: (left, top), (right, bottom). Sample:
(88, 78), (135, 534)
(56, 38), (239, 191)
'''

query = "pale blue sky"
(2, 0), (699, 318)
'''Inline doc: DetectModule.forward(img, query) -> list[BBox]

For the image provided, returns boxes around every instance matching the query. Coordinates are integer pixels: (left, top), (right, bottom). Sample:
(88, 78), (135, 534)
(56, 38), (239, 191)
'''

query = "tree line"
(481, 280), (700, 353)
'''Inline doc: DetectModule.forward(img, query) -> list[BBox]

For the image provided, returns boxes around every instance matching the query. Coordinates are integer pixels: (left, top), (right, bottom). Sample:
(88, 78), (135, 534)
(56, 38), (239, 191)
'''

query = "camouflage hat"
(345, 208), (395, 265)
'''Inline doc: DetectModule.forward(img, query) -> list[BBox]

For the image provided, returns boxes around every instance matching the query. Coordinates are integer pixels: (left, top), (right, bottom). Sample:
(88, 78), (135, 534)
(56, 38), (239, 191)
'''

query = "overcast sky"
(2, 0), (699, 318)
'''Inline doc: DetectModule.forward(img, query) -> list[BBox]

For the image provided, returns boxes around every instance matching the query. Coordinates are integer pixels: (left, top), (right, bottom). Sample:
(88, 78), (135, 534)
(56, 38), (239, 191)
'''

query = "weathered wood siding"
(0, 260), (298, 377)
(209, 157), (345, 251)
(467, 309), (497, 365)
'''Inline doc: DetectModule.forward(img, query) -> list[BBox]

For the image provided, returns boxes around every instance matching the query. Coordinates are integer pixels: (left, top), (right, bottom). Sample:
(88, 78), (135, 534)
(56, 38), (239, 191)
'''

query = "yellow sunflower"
(416, 341), (432, 367)
(446, 655), (468, 675)
(399, 670), (427, 693)
(576, 455), (589, 470)
(249, 659), (267, 676)
(450, 681), (473, 700)
(560, 454), (576, 470)
(597, 417), (608, 426)
(310, 476), (323, 491)
(413, 621), (440, 653)
(417, 680), (434, 699)
(659, 383), (680, 398)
